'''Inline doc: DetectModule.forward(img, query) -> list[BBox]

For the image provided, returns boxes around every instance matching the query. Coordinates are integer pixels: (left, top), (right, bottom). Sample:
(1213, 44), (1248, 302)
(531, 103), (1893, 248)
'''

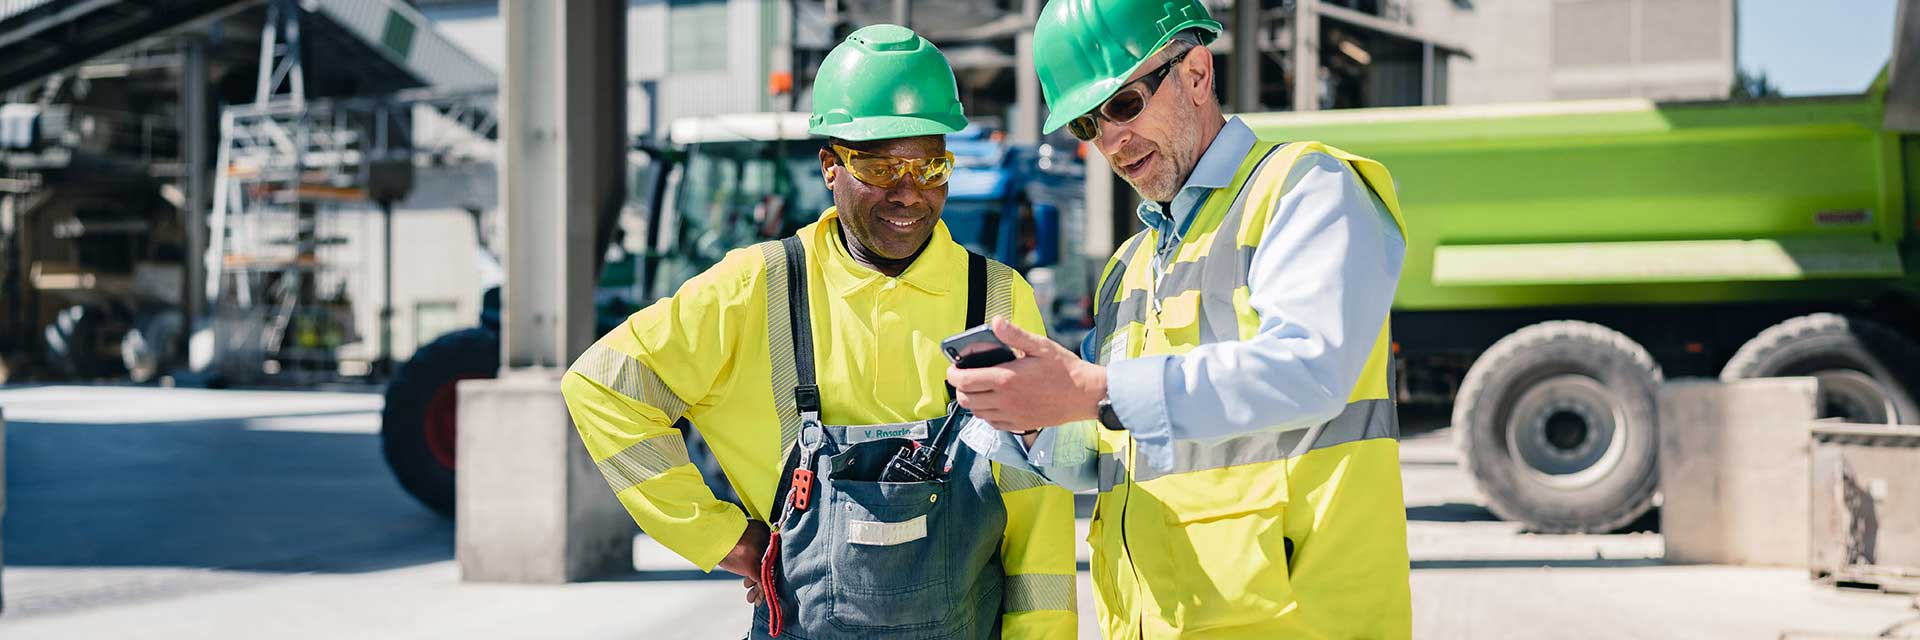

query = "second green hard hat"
(1034, 0), (1222, 134)
(809, 24), (969, 141)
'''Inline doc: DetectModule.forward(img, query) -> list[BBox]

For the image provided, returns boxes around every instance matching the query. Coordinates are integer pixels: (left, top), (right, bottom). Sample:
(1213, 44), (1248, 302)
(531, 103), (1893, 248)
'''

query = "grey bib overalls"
(749, 236), (1010, 640)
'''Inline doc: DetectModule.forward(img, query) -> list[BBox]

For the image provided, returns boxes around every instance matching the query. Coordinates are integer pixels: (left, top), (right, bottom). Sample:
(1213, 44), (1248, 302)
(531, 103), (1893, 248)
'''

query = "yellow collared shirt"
(562, 207), (1078, 638)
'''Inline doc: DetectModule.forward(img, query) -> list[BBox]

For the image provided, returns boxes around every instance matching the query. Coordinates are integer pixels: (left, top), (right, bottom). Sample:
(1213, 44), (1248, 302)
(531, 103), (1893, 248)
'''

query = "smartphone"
(941, 324), (1017, 369)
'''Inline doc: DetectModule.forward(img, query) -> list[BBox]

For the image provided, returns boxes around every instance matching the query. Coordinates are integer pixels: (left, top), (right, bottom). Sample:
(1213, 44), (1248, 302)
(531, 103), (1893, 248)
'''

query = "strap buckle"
(794, 384), (821, 416)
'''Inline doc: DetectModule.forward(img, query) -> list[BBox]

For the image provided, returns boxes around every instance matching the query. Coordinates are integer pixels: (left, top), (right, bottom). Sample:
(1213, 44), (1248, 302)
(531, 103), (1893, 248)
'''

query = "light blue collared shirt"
(963, 117), (1406, 487)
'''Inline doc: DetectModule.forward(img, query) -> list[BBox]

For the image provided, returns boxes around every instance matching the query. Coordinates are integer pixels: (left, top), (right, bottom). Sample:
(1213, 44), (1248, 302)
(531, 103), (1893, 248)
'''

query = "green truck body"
(1241, 75), (1920, 533)
(1243, 81), (1916, 312)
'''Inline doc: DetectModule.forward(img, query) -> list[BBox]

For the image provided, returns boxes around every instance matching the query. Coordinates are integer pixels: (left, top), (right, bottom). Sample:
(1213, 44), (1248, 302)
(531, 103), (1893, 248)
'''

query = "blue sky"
(1739, 0), (1899, 95)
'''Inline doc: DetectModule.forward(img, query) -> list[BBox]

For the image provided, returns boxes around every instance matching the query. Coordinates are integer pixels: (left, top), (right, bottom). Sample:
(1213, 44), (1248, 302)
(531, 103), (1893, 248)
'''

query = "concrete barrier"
(456, 371), (635, 583)
(1657, 377), (1818, 567)
(1811, 422), (1920, 593)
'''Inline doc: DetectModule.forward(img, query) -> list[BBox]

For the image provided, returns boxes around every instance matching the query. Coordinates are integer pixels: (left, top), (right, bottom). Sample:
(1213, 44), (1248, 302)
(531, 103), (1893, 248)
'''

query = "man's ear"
(1185, 47), (1214, 104)
(819, 148), (837, 188)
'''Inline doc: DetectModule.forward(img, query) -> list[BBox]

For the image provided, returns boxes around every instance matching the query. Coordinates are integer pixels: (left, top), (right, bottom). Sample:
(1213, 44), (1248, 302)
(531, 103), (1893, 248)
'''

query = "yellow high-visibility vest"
(1085, 140), (1412, 639)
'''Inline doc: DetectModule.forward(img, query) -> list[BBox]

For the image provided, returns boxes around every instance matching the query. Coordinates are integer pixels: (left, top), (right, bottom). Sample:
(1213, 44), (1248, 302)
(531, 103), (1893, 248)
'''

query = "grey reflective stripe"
(1191, 143), (1289, 344)
(1194, 163), (1269, 343)
(1002, 573), (1077, 613)
(1194, 244), (1254, 344)
(570, 341), (692, 424)
(1149, 245), (1256, 301)
(1091, 233), (1149, 365)
(1102, 144), (1292, 349)
(1151, 142), (1285, 304)
(1132, 398), (1397, 482)
(985, 260), (1016, 322)
(1197, 289), (1241, 343)
(1106, 291), (1148, 351)
(996, 465), (1051, 493)
(1095, 450), (1128, 493)
(596, 432), (692, 491)
(1142, 245), (1259, 345)
(758, 241), (804, 457)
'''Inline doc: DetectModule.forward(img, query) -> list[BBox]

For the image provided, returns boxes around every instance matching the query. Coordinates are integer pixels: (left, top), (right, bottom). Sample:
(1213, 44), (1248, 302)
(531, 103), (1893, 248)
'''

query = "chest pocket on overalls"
(822, 436), (953, 630)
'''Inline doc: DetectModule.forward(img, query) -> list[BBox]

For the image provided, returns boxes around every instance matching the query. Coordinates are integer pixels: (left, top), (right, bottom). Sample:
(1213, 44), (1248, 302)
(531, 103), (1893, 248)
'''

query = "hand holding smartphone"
(942, 323), (1036, 436)
(941, 323), (1017, 368)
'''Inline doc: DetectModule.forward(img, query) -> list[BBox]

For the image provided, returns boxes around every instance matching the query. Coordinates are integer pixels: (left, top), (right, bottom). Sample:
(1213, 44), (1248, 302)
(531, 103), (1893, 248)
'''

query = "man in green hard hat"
(947, 0), (1414, 637)
(562, 24), (1078, 640)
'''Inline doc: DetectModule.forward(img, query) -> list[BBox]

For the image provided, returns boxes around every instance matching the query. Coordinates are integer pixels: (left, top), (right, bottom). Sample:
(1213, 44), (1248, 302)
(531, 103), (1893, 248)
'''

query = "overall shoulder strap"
(966, 250), (987, 328)
(947, 250), (988, 404)
(779, 236), (821, 421)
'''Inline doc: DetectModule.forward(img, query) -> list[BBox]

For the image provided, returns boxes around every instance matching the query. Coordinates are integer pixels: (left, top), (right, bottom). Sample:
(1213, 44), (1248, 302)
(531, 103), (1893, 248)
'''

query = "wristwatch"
(1097, 397), (1125, 431)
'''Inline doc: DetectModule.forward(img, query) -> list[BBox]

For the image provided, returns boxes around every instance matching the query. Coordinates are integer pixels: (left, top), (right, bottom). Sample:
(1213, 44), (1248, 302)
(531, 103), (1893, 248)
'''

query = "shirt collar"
(812, 206), (959, 296)
(1135, 116), (1259, 236)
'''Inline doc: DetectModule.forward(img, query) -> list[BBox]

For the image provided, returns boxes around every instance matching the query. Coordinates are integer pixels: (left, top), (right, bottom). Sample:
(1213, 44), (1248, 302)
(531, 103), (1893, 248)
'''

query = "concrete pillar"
(179, 35), (210, 352)
(1421, 41), (1435, 106)
(499, 0), (622, 369)
(1230, 0), (1261, 113)
(458, 0), (632, 583)
(1010, 0), (1040, 145)
(1084, 152), (1115, 258)
(892, 0), (911, 29)
(1084, 153), (1139, 257)
(1657, 377), (1819, 567)
(1291, 0), (1318, 112)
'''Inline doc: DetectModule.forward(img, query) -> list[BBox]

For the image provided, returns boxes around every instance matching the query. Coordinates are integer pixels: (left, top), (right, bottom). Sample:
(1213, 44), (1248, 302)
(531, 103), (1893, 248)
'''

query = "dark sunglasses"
(1066, 49), (1192, 142)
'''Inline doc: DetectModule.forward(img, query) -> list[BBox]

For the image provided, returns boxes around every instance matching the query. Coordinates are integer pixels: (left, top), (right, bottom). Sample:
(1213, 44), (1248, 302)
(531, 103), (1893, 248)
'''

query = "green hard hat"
(809, 24), (968, 141)
(1034, 0), (1222, 134)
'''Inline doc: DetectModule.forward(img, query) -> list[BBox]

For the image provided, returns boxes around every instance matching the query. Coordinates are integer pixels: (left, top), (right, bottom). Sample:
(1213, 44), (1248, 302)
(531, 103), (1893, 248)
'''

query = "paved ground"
(1, 386), (1914, 638)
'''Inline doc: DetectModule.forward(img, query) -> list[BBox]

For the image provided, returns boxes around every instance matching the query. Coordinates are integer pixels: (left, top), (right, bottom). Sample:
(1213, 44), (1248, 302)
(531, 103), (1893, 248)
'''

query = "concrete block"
(1658, 377), (1818, 567)
(457, 370), (635, 583)
(1810, 422), (1920, 593)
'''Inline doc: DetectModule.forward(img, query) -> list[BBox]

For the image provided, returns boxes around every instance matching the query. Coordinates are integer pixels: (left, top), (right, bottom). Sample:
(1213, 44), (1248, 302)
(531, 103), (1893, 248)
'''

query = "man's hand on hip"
(947, 316), (1106, 432)
(717, 520), (771, 604)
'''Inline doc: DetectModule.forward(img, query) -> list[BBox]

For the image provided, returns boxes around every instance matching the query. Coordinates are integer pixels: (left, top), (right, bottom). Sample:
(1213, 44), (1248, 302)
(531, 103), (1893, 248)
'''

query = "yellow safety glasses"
(830, 144), (955, 189)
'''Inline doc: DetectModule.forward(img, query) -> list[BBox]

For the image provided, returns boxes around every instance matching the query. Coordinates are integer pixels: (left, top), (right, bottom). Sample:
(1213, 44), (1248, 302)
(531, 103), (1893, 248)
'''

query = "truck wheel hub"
(1506, 374), (1627, 489)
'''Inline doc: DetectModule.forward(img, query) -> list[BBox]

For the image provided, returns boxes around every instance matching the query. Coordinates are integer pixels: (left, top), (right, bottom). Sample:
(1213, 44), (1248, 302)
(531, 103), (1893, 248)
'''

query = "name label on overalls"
(846, 514), (928, 546)
(844, 423), (929, 445)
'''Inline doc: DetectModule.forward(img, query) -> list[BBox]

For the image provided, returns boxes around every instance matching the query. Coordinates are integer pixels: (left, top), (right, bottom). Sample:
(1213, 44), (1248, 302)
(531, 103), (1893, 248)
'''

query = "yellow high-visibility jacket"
(561, 208), (1078, 638)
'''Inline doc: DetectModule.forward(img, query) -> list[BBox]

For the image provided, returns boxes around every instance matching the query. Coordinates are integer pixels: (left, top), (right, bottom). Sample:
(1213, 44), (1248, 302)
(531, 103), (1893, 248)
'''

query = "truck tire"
(382, 327), (499, 517)
(380, 328), (739, 516)
(1453, 321), (1662, 533)
(1721, 313), (1920, 424)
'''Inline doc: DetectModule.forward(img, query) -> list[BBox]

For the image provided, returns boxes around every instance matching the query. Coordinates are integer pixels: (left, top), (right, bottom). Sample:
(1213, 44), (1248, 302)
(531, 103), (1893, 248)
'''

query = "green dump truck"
(1241, 72), (1920, 533)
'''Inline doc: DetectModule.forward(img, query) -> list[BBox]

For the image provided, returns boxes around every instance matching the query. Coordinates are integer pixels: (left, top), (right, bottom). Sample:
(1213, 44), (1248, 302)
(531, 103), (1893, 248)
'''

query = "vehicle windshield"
(650, 139), (831, 299)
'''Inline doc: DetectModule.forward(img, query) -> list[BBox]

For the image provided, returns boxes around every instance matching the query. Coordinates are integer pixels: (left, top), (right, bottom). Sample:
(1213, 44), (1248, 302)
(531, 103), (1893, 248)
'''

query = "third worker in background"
(948, 0), (1413, 637)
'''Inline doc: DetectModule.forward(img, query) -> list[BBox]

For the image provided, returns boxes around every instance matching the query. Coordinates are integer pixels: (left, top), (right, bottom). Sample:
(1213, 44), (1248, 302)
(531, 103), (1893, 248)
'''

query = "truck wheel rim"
(1504, 374), (1629, 489)
(1811, 369), (1897, 424)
